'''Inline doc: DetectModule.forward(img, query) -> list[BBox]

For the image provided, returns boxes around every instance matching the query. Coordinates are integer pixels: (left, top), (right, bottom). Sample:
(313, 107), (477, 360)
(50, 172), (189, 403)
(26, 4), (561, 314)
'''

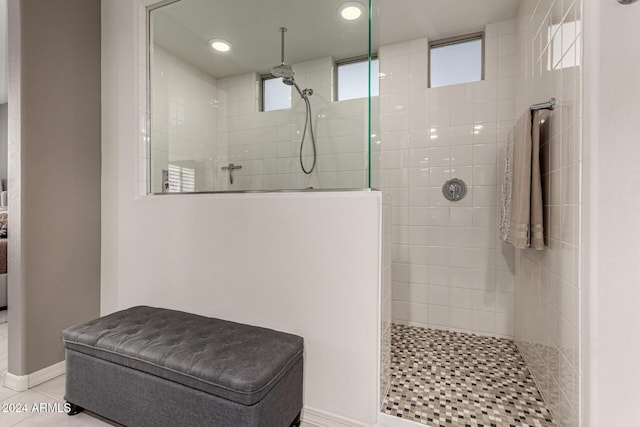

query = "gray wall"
(7, 0), (101, 375)
(0, 103), (7, 190)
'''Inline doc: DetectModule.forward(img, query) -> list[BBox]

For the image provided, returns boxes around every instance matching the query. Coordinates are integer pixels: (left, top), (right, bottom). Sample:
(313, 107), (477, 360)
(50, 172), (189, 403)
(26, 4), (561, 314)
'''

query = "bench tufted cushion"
(62, 306), (304, 406)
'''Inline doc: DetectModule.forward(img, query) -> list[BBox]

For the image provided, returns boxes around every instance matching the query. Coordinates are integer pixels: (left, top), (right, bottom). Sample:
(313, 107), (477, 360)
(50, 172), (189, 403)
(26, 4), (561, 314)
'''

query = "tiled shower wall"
(150, 49), (369, 192)
(513, 1), (582, 426)
(150, 46), (219, 193)
(381, 21), (518, 338)
(215, 57), (368, 191)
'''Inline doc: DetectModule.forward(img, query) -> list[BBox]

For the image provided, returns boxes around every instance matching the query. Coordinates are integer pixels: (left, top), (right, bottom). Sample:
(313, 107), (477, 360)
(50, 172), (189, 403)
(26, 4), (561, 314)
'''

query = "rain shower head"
(271, 27), (295, 80)
(270, 27), (313, 100)
(271, 64), (294, 80)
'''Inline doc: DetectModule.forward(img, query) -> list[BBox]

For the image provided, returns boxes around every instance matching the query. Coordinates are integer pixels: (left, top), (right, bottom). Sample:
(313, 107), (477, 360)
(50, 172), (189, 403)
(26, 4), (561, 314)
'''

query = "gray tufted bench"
(62, 306), (304, 427)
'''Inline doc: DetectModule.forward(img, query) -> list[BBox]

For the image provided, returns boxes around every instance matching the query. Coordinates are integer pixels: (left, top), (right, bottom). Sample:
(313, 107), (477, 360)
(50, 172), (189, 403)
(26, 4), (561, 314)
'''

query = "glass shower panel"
(148, 0), (376, 193)
(369, 0), (381, 189)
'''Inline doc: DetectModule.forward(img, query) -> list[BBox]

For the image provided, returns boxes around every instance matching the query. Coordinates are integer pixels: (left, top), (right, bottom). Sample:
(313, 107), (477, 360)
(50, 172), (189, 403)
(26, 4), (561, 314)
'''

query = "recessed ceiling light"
(209, 39), (232, 52)
(339, 2), (365, 21)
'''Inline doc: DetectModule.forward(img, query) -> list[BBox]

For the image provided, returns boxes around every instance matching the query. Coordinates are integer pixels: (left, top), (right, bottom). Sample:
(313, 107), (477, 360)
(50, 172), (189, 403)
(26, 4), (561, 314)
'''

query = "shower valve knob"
(442, 178), (467, 202)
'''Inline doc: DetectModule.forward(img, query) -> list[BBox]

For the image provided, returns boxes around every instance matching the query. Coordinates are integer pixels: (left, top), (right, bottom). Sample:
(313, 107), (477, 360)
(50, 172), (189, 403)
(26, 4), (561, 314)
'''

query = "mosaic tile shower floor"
(382, 324), (556, 427)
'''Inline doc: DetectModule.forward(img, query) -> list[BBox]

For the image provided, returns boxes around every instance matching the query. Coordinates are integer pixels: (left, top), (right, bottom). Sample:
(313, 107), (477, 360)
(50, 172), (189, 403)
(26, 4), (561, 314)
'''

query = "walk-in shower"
(271, 27), (317, 175)
(148, 0), (377, 193)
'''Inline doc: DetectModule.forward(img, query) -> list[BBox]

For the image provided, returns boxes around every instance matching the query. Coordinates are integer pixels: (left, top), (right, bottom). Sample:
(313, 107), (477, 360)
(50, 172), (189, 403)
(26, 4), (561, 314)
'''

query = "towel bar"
(530, 98), (556, 111)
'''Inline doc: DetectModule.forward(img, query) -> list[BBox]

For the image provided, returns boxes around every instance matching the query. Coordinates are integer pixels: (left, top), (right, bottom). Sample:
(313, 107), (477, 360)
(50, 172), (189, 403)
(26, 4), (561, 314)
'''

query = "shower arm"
(280, 27), (287, 65)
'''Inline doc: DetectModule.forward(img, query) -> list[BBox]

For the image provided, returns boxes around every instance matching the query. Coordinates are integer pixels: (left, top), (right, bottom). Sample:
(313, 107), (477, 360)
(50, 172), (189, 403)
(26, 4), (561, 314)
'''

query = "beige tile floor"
(0, 375), (112, 426)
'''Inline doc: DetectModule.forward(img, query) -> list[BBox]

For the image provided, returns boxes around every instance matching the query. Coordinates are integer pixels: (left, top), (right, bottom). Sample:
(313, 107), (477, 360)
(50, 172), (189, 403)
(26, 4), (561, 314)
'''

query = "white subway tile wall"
(150, 46), (219, 193)
(150, 51), (370, 192)
(514, 2), (582, 427)
(380, 22), (517, 339)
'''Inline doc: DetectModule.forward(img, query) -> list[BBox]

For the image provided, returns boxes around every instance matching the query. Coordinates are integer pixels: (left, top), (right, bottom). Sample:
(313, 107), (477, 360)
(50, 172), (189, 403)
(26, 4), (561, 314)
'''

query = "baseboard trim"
(2, 361), (65, 392)
(3, 371), (28, 392)
(302, 406), (371, 427)
(28, 361), (66, 388)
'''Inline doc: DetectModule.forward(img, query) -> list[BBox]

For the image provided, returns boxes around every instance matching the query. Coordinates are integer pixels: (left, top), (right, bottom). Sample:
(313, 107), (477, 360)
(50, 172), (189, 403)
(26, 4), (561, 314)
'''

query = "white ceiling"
(154, 0), (522, 80)
(380, 0), (521, 46)
(153, 0), (369, 79)
(0, 0), (524, 104)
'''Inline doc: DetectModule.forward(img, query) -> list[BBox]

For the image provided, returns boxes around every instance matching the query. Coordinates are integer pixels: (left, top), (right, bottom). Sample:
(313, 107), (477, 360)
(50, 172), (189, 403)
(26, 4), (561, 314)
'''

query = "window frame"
(260, 74), (291, 112)
(334, 54), (379, 102)
(428, 32), (485, 89)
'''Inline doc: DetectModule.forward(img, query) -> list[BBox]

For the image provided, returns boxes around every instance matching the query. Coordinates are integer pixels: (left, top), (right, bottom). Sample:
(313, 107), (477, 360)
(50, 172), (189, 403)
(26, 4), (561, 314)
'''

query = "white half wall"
(102, 1), (384, 424)
(104, 191), (383, 425)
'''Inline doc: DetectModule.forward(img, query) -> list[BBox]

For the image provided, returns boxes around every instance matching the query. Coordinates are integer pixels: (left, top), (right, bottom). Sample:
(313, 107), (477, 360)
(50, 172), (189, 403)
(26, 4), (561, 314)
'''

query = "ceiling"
(153, 0), (522, 80)
(380, 0), (521, 46)
(152, 0), (369, 79)
(0, 0), (524, 104)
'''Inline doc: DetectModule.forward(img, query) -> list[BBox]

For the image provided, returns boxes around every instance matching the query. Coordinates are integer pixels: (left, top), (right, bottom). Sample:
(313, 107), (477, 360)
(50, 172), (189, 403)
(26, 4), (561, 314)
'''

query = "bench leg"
(66, 402), (84, 416)
(290, 411), (302, 427)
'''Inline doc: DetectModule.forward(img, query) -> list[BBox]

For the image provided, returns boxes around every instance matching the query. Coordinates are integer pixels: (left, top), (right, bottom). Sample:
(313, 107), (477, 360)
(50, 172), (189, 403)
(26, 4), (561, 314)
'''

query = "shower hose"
(299, 95), (317, 175)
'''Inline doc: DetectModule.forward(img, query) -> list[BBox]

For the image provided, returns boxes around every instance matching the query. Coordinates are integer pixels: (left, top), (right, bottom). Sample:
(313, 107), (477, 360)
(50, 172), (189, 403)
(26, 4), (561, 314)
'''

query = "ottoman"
(62, 306), (304, 427)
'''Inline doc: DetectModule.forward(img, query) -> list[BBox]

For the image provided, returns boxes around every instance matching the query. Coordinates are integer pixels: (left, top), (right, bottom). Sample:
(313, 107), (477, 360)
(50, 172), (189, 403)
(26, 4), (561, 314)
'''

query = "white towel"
(499, 110), (544, 250)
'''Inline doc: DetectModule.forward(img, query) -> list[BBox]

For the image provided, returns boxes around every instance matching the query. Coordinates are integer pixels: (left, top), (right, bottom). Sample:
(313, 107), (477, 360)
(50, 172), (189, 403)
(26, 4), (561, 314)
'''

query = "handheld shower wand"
(270, 27), (317, 175)
(281, 77), (313, 99)
(284, 80), (316, 174)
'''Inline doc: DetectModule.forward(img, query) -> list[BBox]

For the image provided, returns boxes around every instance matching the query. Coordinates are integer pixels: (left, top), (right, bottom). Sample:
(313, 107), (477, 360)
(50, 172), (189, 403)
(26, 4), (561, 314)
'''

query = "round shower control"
(442, 178), (467, 202)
